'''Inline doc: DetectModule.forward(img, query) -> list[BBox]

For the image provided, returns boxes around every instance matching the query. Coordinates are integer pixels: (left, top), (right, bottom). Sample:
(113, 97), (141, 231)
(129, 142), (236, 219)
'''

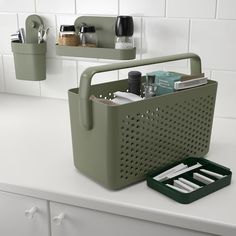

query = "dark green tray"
(147, 157), (232, 204)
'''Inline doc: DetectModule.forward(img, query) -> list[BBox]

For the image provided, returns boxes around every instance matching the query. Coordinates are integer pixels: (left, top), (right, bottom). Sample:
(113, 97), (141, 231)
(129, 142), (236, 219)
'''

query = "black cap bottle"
(128, 71), (141, 95)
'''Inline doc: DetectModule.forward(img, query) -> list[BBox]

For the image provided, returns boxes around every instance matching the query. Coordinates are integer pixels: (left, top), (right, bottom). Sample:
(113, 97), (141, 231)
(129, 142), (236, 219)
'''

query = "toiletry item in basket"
(147, 71), (207, 95)
(143, 74), (158, 98)
(112, 91), (143, 104)
(128, 71), (142, 95)
(174, 77), (207, 90)
(150, 71), (181, 95)
(89, 95), (117, 105)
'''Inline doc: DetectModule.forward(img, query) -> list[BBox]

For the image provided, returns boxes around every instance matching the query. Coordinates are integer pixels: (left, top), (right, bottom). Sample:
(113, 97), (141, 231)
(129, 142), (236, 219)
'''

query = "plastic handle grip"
(79, 53), (202, 130)
(24, 206), (38, 220)
(53, 213), (65, 226)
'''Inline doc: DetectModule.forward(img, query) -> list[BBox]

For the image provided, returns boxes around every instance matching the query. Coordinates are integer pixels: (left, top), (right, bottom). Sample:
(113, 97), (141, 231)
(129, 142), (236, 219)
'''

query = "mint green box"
(147, 71), (182, 95)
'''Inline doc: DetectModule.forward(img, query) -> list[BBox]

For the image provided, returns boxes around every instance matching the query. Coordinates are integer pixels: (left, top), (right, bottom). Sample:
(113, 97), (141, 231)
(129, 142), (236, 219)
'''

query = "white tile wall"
(120, 0), (165, 17)
(76, 0), (118, 15)
(0, 0), (35, 13)
(142, 18), (189, 67)
(3, 56), (41, 96)
(218, 0), (236, 20)
(0, 56), (5, 92)
(167, 0), (216, 18)
(77, 61), (118, 85)
(212, 71), (236, 118)
(0, 0), (236, 118)
(131, 17), (141, 56)
(0, 13), (18, 54)
(36, 0), (75, 14)
(40, 59), (77, 99)
(190, 20), (236, 71)
(56, 15), (78, 31)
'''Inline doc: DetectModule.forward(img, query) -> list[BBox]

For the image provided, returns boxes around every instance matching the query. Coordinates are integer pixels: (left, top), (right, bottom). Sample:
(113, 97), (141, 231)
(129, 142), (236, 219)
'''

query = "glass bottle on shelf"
(79, 26), (98, 47)
(58, 25), (80, 46)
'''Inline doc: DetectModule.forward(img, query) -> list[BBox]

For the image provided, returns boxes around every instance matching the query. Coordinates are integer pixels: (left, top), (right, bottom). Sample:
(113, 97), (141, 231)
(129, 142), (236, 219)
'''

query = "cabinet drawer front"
(0, 191), (50, 236)
(50, 202), (215, 236)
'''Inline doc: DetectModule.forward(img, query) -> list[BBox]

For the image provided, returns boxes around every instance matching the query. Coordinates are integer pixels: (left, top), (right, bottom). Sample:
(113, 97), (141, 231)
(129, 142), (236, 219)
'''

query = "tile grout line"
(215, 115), (236, 120)
(215, 0), (219, 19)
(74, 0), (77, 14)
(1, 55), (6, 92)
(47, 201), (52, 236)
(16, 12), (20, 29)
(209, 70), (213, 79)
(117, 0), (119, 81)
(76, 60), (79, 87)
(118, 0), (120, 15)
(186, 18), (191, 70)
(34, 0), (37, 13)
(39, 81), (42, 96)
(140, 17), (143, 60)
(187, 19), (191, 53)
(55, 14), (58, 42)
(164, 0), (167, 18)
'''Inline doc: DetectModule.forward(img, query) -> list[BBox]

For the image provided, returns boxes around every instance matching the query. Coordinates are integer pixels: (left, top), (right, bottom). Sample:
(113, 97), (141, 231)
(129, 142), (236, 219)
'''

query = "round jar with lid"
(79, 26), (98, 47)
(58, 25), (80, 46)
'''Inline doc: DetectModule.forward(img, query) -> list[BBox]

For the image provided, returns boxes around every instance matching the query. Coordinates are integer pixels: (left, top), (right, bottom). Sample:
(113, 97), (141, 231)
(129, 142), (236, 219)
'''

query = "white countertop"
(0, 93), (235, 236)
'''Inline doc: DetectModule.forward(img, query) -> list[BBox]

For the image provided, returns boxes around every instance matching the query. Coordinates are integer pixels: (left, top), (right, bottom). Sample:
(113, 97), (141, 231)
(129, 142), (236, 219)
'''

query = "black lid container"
(128, 71), (141, 95)
(80, 26), (96, 33)
(115, 16), (134, 37)
(60, 25), (75, 32)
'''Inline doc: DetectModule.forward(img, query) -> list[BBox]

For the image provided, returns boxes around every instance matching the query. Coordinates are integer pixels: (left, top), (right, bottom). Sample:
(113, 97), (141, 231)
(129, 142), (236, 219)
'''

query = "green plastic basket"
(68, 53), (218, 189)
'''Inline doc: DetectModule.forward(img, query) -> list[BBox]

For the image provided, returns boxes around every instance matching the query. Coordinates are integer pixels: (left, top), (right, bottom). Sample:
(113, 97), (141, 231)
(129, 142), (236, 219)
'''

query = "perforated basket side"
(112, 81), (217, 188)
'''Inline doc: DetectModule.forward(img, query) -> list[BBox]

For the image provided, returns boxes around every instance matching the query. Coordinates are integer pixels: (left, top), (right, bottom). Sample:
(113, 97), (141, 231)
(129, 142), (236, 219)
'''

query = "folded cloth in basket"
(112, 91), (143, 104)
(90, 95), (117, 105)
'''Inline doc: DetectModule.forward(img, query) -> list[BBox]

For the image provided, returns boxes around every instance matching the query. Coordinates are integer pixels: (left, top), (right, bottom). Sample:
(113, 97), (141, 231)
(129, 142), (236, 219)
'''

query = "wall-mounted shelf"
(55, 16), (136, 60)
(55, 44), (136, 60)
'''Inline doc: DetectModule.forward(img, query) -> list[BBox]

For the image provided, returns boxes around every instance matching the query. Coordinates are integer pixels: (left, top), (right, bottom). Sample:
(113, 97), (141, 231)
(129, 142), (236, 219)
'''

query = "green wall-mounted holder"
(55, 16), (136, 60)
(11, 14), (47, 81)
(25, 14), (44, 43)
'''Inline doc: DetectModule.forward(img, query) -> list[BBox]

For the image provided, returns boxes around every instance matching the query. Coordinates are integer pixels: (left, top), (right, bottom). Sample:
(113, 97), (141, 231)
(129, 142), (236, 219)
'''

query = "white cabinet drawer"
(0, 191), (50, 236)
(50, 201), (215, 236)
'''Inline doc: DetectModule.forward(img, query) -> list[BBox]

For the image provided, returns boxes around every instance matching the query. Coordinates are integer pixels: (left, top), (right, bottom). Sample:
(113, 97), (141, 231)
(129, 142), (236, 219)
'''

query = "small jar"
(128, 71), (142, 96)
(58, 25), (79, 46)
(80, 26), (98, 47)
(143, 75), (158, 98)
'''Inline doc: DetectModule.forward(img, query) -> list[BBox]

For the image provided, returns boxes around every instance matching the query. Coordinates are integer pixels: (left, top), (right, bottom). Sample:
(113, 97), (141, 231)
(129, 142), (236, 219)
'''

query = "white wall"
(0, 0), (235, 118)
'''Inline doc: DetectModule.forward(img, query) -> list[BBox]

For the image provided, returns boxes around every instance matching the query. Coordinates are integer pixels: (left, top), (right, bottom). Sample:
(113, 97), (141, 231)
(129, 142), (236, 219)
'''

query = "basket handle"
(79, 53), (202, 130)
